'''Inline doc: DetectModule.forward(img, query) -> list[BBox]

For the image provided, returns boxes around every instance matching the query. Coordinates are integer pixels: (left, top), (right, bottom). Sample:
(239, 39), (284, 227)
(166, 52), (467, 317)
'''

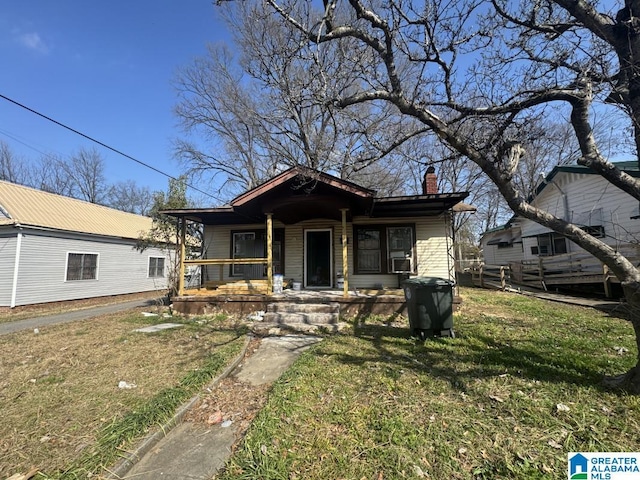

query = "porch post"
(341, 208), (349, 297)
(178, 217), (186, 296)
(266, 213), (273, 294)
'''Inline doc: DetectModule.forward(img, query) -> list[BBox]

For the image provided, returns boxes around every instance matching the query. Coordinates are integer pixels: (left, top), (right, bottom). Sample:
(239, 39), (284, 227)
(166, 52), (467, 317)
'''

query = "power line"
(0, 93), (216, 200)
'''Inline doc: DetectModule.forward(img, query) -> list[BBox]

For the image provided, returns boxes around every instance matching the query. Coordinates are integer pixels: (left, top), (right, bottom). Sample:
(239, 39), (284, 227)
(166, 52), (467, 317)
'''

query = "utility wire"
(0, 93), (216, 200)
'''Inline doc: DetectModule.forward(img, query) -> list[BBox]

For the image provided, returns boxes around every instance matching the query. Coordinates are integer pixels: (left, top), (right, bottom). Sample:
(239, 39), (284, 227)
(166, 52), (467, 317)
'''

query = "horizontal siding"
(203, 215), (454, 289)
(521, 171), (640, 260)
(0, 233), (17, 306)
(415, 216), (452, 280)
(12, 229), (169, 306)
(483, 244), (524, 265)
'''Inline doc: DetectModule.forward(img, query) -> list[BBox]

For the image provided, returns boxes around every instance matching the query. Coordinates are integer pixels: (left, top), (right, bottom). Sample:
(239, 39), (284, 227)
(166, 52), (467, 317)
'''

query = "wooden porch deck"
(173, 287), (411, 318)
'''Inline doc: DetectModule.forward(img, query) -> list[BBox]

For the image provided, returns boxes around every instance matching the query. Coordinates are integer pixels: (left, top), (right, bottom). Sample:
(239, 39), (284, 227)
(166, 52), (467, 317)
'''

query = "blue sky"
(0, 1), (230, 200)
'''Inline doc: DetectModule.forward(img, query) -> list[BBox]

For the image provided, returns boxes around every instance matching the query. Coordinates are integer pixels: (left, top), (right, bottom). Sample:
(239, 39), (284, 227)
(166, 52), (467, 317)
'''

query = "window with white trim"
(66, 253), (98, 281)
(148, 257), (165, 278)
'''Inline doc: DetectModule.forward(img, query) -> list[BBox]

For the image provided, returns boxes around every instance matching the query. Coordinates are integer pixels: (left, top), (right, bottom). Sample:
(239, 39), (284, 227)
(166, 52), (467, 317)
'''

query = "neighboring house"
(0, 181), (170, 307)
(519, 162), (640, 261)
(480, 223), (523, 266)
(479, 162), (640, 295)
(163, 166), (468, 301)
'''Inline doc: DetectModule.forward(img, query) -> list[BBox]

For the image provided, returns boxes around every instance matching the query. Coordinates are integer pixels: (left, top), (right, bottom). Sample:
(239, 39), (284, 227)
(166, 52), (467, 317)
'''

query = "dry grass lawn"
(0, 307), (246, 478)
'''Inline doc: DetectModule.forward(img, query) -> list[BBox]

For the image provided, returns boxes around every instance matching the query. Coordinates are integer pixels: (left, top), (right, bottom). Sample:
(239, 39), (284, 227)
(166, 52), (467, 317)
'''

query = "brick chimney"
(422, 166), (438, 194)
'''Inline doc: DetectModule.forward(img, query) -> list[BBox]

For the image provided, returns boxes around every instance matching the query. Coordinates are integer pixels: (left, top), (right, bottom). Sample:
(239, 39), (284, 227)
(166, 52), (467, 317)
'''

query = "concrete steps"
(248, 301), (347, 335)
(262, 302), (340, 326)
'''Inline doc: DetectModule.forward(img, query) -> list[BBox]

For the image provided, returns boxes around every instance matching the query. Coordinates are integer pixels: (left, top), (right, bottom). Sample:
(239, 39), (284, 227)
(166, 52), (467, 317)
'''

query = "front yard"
(0, 307), (247, 479)
(1, 288), (638, 479)
(218, 288), (640, 479)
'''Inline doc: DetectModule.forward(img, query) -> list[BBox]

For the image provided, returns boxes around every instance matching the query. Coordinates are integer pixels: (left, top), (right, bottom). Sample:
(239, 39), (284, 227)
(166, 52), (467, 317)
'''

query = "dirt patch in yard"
(186, 338), (270, 443)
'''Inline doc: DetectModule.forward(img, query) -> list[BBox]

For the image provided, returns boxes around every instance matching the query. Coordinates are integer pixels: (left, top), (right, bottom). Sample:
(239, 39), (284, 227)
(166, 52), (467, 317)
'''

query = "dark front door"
(305, 229), (332, 288)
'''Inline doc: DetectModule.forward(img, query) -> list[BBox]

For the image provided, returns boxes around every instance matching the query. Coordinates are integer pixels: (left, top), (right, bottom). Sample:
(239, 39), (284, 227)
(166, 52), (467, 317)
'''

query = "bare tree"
(0, 141), (31, 185)
(106, 180), (153, 215)
(174, 2), (429, 199)
(250, 0), (640, 392)
(63, 147), (107, 204)
(30, 154), (76, 197)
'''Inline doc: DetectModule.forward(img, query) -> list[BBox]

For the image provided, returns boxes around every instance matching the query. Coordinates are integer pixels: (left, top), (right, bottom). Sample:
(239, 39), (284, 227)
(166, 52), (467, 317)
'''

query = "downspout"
(11, 227), (23, 308)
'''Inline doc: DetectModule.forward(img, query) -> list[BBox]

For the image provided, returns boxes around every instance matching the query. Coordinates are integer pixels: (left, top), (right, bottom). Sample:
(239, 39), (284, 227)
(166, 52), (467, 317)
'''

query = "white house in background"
(480, 222), (523, 266)
(518, 161), (640, 261)
(0, 181), (170, 307)
(481, 160), (640, 266)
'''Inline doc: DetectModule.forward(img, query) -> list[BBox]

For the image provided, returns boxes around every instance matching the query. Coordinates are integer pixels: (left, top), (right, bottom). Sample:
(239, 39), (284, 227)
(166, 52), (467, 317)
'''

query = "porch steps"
(258, 302), (341, 332)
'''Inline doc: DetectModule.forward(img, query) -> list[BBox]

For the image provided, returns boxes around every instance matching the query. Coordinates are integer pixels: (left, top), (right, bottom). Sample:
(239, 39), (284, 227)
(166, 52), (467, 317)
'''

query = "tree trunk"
(603, 281), (640, 393)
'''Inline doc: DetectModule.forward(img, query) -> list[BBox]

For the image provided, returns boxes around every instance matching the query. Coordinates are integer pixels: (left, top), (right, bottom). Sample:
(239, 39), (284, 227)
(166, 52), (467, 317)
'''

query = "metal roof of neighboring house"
(0, 180), (154, 240)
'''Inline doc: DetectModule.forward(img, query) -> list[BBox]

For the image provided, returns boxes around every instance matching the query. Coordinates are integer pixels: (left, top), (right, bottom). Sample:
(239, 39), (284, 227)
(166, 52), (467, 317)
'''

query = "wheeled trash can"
(403, 277), (454, 339)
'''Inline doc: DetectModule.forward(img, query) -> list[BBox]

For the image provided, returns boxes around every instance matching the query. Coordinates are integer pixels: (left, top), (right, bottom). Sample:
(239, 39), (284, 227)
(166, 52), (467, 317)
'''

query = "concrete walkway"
(0, 297), (162, 335)
(112, 335), (322, 480)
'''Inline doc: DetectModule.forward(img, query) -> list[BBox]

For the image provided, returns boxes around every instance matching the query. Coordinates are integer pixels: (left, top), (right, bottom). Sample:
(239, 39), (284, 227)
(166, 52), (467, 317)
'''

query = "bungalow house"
(162, 166), (469, 315)
(479, 161), (640, 295)
(0, 180), (170, 307)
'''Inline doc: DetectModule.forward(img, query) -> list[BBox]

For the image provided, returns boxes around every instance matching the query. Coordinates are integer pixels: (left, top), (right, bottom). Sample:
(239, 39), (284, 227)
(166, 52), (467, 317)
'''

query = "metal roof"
(0, 180), (154, 240)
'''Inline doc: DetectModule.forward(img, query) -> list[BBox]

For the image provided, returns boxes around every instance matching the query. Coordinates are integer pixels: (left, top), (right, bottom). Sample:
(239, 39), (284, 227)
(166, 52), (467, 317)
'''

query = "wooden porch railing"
(179, 258), (269, 295)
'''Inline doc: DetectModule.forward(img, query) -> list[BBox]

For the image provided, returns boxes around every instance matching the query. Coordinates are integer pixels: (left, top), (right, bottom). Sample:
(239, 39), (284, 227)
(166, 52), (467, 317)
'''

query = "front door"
(305, 229), (332, 288)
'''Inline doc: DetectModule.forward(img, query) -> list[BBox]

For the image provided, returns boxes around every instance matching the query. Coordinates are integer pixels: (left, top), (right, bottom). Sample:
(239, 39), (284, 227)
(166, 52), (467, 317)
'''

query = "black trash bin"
(403, 277), (454, 339)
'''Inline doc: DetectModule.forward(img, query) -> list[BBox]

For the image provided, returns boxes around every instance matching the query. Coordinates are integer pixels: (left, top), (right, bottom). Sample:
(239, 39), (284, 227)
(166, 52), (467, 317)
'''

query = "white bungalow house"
(0, 181), (170, 307)
(480, 161), (640, 294)
(162, 166), (469, 315)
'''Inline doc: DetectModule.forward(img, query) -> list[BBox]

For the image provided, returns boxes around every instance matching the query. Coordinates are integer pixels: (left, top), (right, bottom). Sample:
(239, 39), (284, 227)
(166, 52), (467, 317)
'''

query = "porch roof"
(162, 167), (469, 225)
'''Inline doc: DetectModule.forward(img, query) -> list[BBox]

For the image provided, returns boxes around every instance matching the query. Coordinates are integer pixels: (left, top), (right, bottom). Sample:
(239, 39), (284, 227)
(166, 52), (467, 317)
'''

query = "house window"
(66, 253), (98, 281)
(356, 229), (381, 273)
(531, 233), (567, 257)
(230, 229), (284, 277)
(232, 232), (256, 276)
(148, 257), (165, 278)
(387, 226), (414, 272)
(582, 225), (605, 238)
(354, 225), (416, 274)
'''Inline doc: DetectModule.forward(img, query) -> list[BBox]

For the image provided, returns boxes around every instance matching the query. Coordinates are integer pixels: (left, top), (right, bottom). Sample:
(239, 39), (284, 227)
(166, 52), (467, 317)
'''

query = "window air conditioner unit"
(391, 257), (412, 273)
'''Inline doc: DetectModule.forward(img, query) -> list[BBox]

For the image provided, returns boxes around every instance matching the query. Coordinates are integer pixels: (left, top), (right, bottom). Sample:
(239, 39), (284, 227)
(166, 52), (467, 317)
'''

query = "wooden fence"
(472, 243), (640, 297)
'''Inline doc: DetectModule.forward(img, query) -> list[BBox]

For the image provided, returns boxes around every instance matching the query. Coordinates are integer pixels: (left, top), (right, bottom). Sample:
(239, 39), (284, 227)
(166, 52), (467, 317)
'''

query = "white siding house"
(479, 162), (640, 295)
(480, 225), (524, 266)
(0, 181), (170, 307)
(518, 162), (640, 261)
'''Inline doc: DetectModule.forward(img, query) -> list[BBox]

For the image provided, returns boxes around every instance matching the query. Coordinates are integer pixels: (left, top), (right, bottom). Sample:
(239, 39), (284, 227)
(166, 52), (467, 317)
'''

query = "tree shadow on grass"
(324, 321), (618, 394)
